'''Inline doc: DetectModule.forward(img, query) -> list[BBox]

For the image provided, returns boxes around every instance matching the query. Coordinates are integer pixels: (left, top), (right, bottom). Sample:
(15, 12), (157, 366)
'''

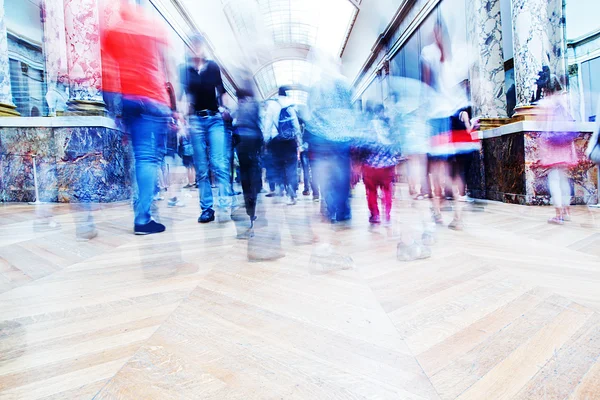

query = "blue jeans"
(121, 97), (170, 225)
(189, 114), (232, 211)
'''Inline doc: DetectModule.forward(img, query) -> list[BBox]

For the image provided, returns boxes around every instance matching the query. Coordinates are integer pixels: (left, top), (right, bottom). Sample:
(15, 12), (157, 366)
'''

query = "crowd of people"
(85, 3), (593, 261)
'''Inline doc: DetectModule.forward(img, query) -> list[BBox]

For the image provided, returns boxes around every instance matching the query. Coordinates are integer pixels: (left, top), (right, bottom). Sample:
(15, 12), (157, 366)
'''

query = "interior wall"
(341, 0), (402, 82)
(5, 0), (43, 44)
(566, 0), (598, 40)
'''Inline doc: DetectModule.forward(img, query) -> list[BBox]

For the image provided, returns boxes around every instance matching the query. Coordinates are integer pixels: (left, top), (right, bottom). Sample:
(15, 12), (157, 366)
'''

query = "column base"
(0, 102), (20, 116)
(478, 117), (511, 131)
(65, 100), (107, 116)
(511, 105), (547, 121)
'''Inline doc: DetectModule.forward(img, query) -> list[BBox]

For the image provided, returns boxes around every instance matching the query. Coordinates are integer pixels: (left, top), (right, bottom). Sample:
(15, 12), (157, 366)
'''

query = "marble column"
(0, 0), (19, 116)
(511, 0), (567, 110)
(466, 0), (508, 120)
(63, 0), (106, 114)
(42, 0), (70, 116)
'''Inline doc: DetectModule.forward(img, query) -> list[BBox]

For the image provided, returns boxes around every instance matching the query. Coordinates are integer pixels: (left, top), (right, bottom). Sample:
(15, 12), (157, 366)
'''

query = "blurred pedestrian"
(179, 35), (233, 223)
(102, 2), (172, 235)
(263, 87), (302, 205)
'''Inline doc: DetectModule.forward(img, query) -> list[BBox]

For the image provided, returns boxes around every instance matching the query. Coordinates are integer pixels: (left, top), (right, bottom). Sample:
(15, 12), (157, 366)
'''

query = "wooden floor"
(1, 184), (600, 399)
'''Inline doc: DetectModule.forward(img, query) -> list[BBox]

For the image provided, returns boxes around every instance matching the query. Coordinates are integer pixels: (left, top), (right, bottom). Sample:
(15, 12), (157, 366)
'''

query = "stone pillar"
(63, 0), (106, 114)
(0, 0), (19, 116)
(466, 0), (508, 122)
(511, 0), (567, 113)
(42, 0), (70, 116)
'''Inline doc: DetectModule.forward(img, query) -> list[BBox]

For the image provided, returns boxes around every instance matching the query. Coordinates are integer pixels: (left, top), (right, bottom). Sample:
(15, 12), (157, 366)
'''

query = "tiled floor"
(1, 186), (600, 399)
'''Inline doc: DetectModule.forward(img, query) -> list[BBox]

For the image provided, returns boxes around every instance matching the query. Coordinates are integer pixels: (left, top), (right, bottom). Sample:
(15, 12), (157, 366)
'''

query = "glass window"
(6, 0), (47, 116)
(255, 59), (313, 98)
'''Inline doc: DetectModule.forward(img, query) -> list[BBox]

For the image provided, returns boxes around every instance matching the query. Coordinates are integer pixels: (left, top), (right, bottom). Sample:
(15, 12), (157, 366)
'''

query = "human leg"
(189, 116), (213, 212)
(206, 116), (233, 211)
(381, 166), (395, 221)
(363, 165), (380, 222)
(123, 98), (169, 227)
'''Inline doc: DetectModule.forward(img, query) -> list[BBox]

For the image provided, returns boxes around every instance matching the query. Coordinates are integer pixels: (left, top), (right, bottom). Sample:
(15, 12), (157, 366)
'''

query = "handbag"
(587, 126), (600, 164)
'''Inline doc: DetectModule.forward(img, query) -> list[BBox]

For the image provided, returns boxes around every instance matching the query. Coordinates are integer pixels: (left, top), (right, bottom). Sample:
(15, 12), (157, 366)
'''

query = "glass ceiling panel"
(254, 59), (313, 98)
(222, 0), (357, 57)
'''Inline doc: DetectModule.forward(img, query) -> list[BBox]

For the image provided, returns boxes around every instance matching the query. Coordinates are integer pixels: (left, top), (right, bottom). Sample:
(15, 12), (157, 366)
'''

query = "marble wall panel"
(0, 127), (57, 202)
(42, 0), (70, 114)
(0, 125), (131, 203)
(63, 0), (103, 102)
(466, 147), (486, 199)
(466, 0), (507, 118)
(55, 127), (131, 202)
(525, 131), (598, 205)
(482, 132), (526, 204)
(512, 0), (567, 106)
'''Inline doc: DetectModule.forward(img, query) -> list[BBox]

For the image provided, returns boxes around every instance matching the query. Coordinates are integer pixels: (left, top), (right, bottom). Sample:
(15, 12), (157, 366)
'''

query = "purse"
(587, 128), (600, 164)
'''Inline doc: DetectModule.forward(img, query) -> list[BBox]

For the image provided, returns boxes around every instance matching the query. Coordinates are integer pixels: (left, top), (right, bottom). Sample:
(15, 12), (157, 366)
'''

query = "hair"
(278, 86), (288, 97)
(191, 34), (206, 47)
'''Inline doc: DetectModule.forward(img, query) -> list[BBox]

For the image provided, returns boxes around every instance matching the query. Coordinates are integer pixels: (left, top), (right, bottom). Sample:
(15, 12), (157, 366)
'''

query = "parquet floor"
(1, 182), (600, 399)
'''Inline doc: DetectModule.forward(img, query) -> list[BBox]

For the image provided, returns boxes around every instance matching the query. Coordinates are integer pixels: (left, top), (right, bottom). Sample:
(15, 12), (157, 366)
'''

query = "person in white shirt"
(262, 87), (302, 205)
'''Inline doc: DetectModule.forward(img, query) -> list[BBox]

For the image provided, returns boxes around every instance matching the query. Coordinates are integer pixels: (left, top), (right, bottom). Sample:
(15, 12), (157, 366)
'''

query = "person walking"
(263, 87), (302, 205)
(102, 2), (172, 235)
(180, 35), (233, 223)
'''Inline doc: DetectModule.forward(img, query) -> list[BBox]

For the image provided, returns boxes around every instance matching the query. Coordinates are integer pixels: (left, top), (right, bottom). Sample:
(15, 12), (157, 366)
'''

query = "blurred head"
(278, 86), (288, 97)
(191, 34), (208, 60)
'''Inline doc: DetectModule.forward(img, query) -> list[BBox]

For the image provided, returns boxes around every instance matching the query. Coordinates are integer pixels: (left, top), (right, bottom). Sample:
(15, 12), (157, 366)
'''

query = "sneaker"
(76, 227), (98, 241)
(183, 183), (194, 189)
(313, 194), (320, 202)
(134, 220), (166, 235)
(287, 197), (297, 206)
(548, 216), (564, 225)
(154, 194), (164, 201)
(433, 213), (443, 225)
(217, 209), (232, 223)
(369, 215), (381, 224)
(198, 208), (215, 223)
(265, 192), (276, 198)
(167, 197), (185, 207)
(458, 195), (474, 203)
(302, 190), (310, 196)
(448, 219), (464, 231)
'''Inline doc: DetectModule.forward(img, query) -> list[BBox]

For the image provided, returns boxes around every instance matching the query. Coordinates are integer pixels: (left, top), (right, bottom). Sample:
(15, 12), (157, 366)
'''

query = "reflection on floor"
(1, 185), (600, 399)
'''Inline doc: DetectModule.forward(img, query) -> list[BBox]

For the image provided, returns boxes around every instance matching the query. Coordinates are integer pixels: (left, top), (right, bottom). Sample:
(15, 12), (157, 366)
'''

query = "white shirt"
(262, 96), (301, 144)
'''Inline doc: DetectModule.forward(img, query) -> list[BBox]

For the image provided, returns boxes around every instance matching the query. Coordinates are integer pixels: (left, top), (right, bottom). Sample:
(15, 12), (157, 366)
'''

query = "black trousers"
(300, 151), (319, 195)
(237, 128), (263, 219)
(269, 139), (298, 198)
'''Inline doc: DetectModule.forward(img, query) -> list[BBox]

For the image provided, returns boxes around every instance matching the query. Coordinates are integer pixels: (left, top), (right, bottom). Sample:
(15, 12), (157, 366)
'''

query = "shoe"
(76, 228), (98, 241)
(303, 190), (310, 196)
(154, 194), (164, 201)
(265, 192), (276, 198)
(287, 197), (297, 206)
(134, 220), (166, 235)
(562, 214), (571, 222)
(433, 213), (443, 225)
(183, 183), (193, 189)
(369, 215), (381, 224)
(448, 219), (463, 231)
(422, 232), (435, 246)
(217, 209), (231, 223)
(548, 216), (564, 225)
(458, 195), (474, 203)
(198, 208), (215, 223)
(313, 195), (320, 202)
(167, 197), (185, 207)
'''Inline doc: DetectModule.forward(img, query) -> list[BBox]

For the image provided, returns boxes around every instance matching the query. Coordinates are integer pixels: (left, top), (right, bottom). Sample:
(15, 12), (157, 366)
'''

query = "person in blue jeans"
(180, 35), (232, 223)
(122, 98), (171, 230)
(102, 3), (173, 235)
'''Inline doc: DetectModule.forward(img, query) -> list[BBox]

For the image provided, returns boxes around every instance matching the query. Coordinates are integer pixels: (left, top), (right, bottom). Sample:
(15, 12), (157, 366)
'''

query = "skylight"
(254, 59), (313, 98)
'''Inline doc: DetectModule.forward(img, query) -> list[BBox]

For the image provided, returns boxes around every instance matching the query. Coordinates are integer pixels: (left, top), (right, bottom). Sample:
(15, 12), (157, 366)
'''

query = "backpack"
(276, 105), (297, 141)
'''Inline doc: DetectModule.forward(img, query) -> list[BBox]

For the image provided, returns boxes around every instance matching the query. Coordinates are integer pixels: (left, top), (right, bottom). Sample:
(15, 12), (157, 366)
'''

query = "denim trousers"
(311, 138), (351, 221)
(189, 114), (232, 211)
(121, 96), (170, 225)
